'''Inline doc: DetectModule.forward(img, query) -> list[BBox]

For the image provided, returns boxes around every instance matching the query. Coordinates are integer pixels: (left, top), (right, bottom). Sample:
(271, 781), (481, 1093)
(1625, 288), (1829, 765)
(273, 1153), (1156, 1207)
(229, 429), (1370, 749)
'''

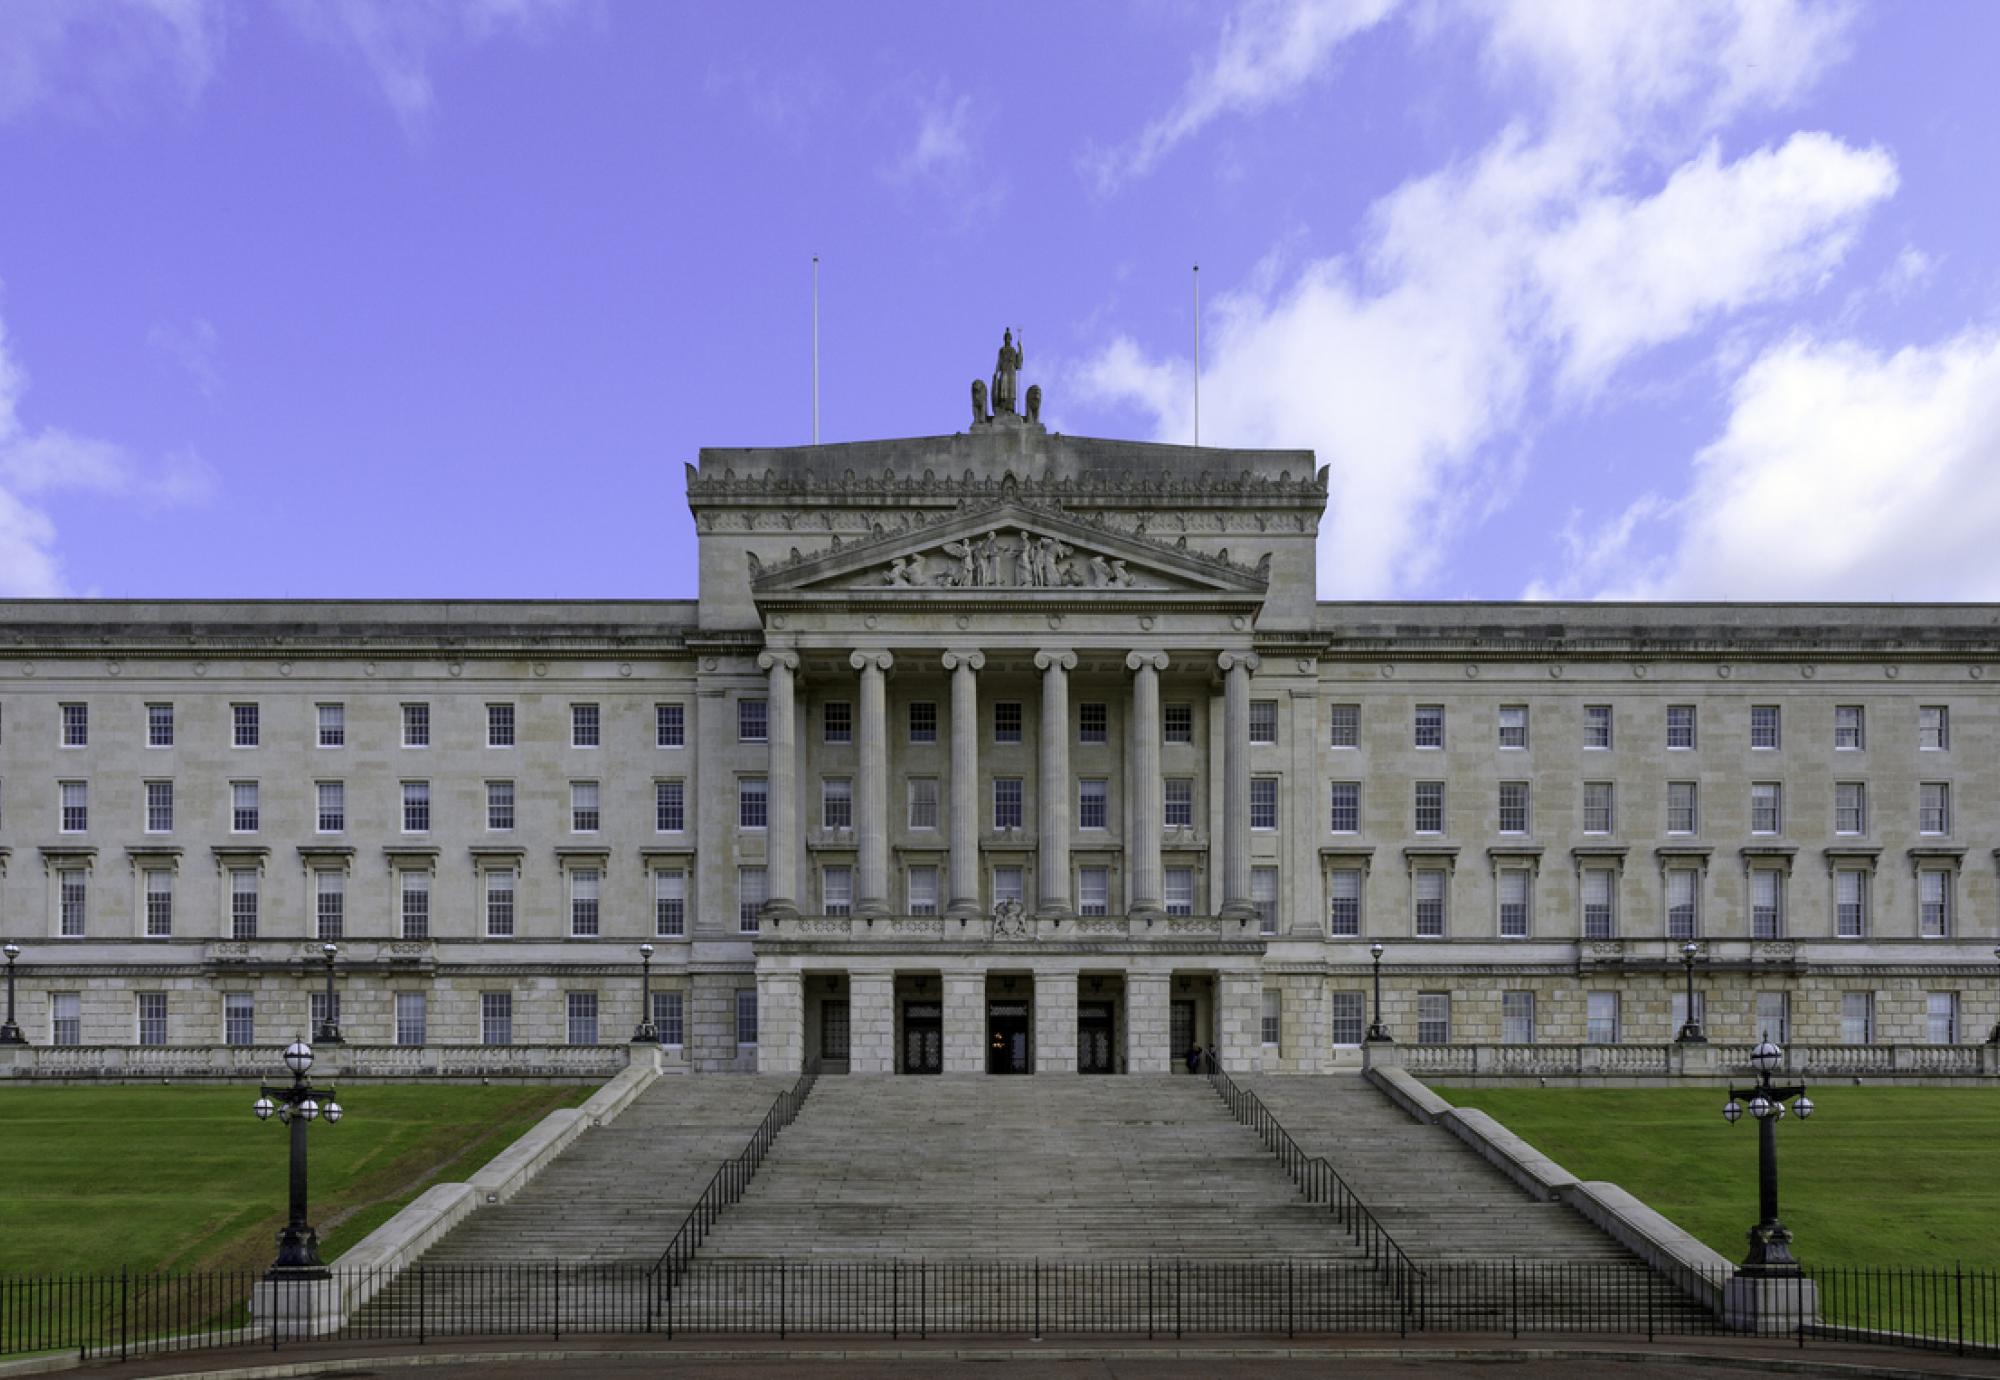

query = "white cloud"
(885, 84), (976, 189)
(148, 317), (222, 398)
(1085, 0), (1401, 194)
(0, 0), (227, 122)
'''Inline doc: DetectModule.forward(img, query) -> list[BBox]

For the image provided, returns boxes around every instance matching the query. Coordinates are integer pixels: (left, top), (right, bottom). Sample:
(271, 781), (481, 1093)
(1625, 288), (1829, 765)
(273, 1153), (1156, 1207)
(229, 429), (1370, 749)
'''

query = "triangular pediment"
(748, 501), (1271, 597)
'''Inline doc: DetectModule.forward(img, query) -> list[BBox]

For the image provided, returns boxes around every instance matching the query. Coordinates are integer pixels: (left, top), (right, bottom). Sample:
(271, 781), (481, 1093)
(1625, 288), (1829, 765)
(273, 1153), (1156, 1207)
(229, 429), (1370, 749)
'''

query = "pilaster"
(943, 970), (985, 1072)
(1215, 969), (1262, 1072)
(847, 970), (895, 1075)
(1034, 969), (1079, 1074)
(1126, 971), (1172, 1073)
(755, 968), (804, 1074)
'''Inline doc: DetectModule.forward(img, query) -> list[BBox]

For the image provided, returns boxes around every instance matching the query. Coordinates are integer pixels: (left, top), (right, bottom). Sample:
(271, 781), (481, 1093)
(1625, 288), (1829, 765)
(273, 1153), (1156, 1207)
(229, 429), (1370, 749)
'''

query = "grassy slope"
(1434, 1085), (2000, 1269)
(0, 1083), (589, 1276)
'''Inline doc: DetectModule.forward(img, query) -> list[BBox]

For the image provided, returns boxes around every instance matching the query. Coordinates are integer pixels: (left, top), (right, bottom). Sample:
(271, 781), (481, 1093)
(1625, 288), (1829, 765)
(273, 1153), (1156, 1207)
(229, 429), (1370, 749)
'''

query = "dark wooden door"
(1078, 1001), (1116, 1074)
(903, 1001), (942, 1074)
(987, 1001), (1032, 1074)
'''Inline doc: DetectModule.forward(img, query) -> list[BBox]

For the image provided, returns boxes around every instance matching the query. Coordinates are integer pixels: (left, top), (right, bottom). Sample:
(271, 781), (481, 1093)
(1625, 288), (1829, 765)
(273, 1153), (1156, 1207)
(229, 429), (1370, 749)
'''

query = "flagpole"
(812, 255), (821, 445)
(1192, 263), (1201, 447)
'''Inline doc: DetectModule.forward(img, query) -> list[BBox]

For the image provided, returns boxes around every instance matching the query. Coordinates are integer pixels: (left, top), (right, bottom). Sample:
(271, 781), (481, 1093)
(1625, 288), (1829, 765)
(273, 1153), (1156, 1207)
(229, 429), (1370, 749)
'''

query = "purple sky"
(2, 1), (1997, 603)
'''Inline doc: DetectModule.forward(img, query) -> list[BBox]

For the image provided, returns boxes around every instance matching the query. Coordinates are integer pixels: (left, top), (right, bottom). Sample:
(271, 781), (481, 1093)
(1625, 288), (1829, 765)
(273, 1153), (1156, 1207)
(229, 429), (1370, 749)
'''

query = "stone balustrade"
(0, 1042), (635, 1081)
(1391, 1041), (2000, 1081)
(758, 910), (1265, 951)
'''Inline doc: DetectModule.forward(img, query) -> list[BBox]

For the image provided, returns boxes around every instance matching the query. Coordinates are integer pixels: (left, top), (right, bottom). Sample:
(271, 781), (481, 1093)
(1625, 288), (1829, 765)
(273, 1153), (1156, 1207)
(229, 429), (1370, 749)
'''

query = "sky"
(1, 0), (1997, 604)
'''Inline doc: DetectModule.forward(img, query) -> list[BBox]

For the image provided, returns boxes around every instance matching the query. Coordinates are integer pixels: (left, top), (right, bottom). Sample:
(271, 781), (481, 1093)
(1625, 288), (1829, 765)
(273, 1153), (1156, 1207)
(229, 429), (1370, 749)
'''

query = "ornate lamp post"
(1364, 942), (1393, 1044)
(1675, 940), (1707, 1043)
(314, 943), (343, 1045)
(631, 942), (659, 1043)
(1721, 1039), (1815, 1273)
(0, 943), (24, 1045)
(252, 1040), (346, 1279)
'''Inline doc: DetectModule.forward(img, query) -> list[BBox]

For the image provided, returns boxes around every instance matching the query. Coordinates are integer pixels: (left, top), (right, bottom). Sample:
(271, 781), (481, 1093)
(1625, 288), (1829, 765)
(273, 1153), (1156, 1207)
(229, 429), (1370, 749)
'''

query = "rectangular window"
(992, 865), (1024, 906)
(395, 992), (428, 1047)
(315, 869), (345, 941)
(1586, 991), (1620, 1044)
(1413, 704), (1444, 749)
(487, 703), (515, 748)
(821, 777), (853, 831)
(738, 697), (768, 742)
(568, 991), (600, 1046)
(1497, 781), (1529, 834)
(223, 993), (255, 1047)
(737, 776), (767, 830)
(1497, 867), (1530, 939)
(143, 869), (173, 938)
(403, 702), (431, 748)
(1497, 990), (1536, 1045)
(1666, 867), (1699, 941)
(1751, 869), (1784, 940)
(487, 780), (515, 831)
(1666, 704), (1696, 750)
(231, 780), (259, 833)
(316, 780), (345, 832)
(61, 702), (87, 747)
(654, 991), (684, 1047)
(145, 780), (174, 833)
(1927, 991), (1959, 1045)
(50, 993), (81, 1046)
(1755, 991), (1791, 1044)
(1249, 777), (1277, 831)
(1252, 866), (1278, 934)
(1261, 989), (1282, 1047)
(482, 992), (514, 1046)
(1416, 993), (1450, 1045)
(1413, 867), (1446, 938)
(570, 703), (599, 748)
(1750, 782), (1782, 835)
(1166, 777), (1195, 829)
(1581, 867), (1616, 940)
(136, 992), (168, 1047)
(1920, 705), (1949, 751)
(1582, 782), (1614, 834)
(1497, 704), (1528, 749)
(822, 864), (853, 916)
(1920, 782), (1951, 835)
(400, 871), (431, 940)
(1835, 704), (1864, 750)
(1841, 991), (1874, 1045)
(1080, 778), (1109, 829)
(907, 700), (937, 744)
(1165, 702), (1194, 744)
(402, 780), (430, 832)
(1249, 700), (1278, 745)
(1329, 991), (1365, 1046)
(232, 703), (259, 748)
(1919, 869), (1952, 938)
(736, 989), (758, 1046)
(1834, 782), (1866, 835)
(656, 702), (684, 748)
(318, 703), (346, 748)
(1079, 866), (1110, 916)
(1327, 868), (1361, 936)
(59, 780), (87, 833)
(1667, 781), (1697, 835)
(147, 703), (174, 748)
(1165, 866), (1195, 917)
(823, 700), (853, 744)
(1414, 781), (1443, 834)
(571, 868), (601, 937)
(485, 869), (516, 938)
(907, 776), (939, 830)
(993, 701), (1022, 743)
(1583, 704), (1612, 749)
(1079, 702), (1108, 744)
(229, 867), (259, 940)
(1328, 781), (1359, 833)
(993, 777), (1023, 830)
(1834, 868), (1867, 939)
(654, 868), (686, 936)
(655, 779), (685, 832)
(1328, 703), (1358, 748)
(1750, 704), (1780, 750)
(737, 866), (766, 932)
(907, 864), (939, 916)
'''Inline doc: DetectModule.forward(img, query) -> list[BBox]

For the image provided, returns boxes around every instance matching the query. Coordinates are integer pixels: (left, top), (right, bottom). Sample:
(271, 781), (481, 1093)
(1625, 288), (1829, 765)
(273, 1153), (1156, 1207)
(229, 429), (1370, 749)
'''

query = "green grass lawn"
(0, 1082), (590, 1278)
(1434, 1084), (2000, 1270)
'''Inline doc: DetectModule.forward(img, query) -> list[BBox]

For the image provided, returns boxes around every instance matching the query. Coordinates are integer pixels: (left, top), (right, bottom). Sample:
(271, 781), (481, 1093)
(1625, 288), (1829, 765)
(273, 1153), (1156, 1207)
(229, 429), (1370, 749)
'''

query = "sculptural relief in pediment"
(876, 527), (1150, 591)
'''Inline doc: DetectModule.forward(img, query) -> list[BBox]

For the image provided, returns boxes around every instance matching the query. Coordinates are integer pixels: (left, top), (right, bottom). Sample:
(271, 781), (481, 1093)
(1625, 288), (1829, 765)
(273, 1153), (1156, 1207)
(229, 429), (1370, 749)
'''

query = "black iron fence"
(4, 1260), (1996, 1361)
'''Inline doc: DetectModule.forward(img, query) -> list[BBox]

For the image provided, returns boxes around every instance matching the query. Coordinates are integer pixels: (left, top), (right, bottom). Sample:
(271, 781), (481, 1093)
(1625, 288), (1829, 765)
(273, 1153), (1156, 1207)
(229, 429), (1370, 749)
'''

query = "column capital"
(757, 650), (800, 673)
(1217, 650), (1261, 675)
(1033, 648), (1078, 673)
(1125, 650), (1170, 674)
(941, 649), (986, 672)
(849, 649), (896, 674)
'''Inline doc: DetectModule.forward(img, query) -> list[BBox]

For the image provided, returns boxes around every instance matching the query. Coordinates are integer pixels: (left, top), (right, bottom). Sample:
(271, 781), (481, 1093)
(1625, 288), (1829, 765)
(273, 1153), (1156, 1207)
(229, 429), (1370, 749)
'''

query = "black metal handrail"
(1203, 1052), (1421, 1291)
(647, 1059), (819, 1284)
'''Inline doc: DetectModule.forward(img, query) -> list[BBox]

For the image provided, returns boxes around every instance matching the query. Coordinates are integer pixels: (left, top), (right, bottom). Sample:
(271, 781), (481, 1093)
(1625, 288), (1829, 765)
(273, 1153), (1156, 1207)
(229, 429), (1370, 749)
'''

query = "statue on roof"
(991, 327), (1023, 416)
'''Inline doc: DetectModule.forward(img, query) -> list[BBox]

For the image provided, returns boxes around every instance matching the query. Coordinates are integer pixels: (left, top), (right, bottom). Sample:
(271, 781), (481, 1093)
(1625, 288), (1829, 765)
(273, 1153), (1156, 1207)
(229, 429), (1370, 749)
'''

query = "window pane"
(656, 779), (686, 832)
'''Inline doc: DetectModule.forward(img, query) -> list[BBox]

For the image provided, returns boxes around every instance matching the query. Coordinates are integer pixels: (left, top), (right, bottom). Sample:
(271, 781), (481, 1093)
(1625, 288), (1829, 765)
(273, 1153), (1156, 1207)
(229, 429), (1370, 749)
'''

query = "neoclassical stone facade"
(2, 389), (1997, 1074)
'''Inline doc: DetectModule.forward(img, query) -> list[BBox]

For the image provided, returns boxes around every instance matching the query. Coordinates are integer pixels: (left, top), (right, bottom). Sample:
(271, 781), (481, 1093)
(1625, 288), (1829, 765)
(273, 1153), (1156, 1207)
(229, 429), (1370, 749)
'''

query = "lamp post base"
(270, 1223), (326, 1277)
(1675, 1022), (1708, 1044)
(0, 1023), (24, 1045)
(1723, 1272), (1819, 1334)
(631, 1022), (659, 1045)
(1741, 1220), (1800, 1273)
(314, 1024), (345, 1046)
(1363, 1028), (1394, 1044)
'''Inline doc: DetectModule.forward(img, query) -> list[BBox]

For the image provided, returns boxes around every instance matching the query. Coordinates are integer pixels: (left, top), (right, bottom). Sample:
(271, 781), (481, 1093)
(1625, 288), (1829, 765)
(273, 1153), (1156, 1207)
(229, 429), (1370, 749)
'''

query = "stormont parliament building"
(2, 340), (1996, 1079)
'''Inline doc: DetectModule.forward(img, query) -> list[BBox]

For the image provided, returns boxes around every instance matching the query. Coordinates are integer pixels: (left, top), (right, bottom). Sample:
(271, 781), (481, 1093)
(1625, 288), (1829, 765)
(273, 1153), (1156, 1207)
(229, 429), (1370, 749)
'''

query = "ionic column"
(851, 650), (895, 916)
(1218, 651), (1260, 920)
(757, 650), (800, 918)
(942, 649), (985, 918)
(1126, 651), (1169, 916)
(1035, 648), (1077, 916)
